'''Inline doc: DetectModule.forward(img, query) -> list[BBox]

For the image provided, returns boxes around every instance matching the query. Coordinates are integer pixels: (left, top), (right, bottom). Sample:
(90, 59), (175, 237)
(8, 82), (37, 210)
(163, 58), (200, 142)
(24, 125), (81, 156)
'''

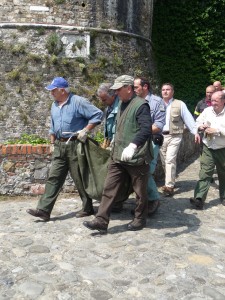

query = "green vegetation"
(36, 27), (46, 36)
(7, 68), (20, 80)
(54, 0), (65, 4)
(72, 39), (85, 51)
(152, 0), (225, 111)
(93, 131), (104, 144)
(46, 33), (63, 55)
(5, 134), (50, 145)
(11, 44), (26, 55)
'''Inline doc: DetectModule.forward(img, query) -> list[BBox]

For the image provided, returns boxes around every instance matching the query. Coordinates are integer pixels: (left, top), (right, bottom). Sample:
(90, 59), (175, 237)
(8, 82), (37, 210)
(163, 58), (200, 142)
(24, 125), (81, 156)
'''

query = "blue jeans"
(147, 142), (160, 201)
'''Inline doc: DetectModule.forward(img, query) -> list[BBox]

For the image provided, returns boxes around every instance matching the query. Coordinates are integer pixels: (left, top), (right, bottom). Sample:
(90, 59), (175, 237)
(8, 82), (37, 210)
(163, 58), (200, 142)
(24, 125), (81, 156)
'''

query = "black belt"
(162, 131), (170, 135)
(57, 137), (77, 142)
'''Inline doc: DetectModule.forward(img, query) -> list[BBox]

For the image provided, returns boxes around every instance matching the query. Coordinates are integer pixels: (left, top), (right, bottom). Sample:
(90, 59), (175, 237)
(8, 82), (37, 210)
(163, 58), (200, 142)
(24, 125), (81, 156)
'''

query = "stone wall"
(0, 0), (154, 144)
(0, 0), (153, 38)
(0, 131), (199, 196)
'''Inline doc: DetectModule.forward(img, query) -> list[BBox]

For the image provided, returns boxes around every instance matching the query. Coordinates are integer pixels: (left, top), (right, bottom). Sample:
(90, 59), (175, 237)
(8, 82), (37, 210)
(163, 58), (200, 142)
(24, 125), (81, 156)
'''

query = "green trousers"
(37, 140), (93, 214)
(194, 144), (225, 201)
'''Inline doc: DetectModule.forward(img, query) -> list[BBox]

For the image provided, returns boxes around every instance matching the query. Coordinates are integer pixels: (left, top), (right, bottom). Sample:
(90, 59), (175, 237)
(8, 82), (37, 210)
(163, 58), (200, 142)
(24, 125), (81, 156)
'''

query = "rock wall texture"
(0, 0), (154, 143)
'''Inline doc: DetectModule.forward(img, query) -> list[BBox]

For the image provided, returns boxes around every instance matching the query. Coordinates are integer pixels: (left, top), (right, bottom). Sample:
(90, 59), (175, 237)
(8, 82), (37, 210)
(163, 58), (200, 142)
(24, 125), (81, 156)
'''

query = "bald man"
(213, 81), (224, 91)
(194, 85), (215, 120)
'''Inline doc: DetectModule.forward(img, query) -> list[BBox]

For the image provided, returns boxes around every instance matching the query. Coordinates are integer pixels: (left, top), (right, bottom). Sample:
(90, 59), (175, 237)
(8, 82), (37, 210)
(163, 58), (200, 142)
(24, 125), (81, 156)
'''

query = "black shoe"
(76, 209), (95, 218)
(127, 220), (146, 231)
(26, 208), (50, 221)
(190, 197), (204, 209)
(221, 198), (225, 206)
(147, 200), (160, 216)
(83, 220), (107, 233)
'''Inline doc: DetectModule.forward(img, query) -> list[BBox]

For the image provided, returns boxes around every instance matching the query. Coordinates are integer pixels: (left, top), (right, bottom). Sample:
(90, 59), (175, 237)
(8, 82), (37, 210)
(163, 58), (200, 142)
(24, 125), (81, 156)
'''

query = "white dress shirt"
(196, 106), (225, 149)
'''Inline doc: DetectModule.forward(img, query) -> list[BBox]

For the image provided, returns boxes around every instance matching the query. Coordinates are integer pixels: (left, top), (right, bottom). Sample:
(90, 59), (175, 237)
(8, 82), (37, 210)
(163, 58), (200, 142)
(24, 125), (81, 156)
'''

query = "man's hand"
(121, 143), (137, 162)
(77, 128), (89, 143)
(205, 127), (218, 135)
(194, 133), (201, 144)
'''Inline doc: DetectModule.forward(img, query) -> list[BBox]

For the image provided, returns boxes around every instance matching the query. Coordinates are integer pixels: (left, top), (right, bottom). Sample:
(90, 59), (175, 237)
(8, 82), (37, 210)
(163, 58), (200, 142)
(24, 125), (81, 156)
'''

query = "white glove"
(121, 143), (137, 161)
(77, 128), (89, 143)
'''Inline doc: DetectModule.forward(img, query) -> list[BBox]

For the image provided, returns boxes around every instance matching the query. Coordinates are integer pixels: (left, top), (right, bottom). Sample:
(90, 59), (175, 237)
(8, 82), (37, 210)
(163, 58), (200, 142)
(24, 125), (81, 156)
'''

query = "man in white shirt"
(160, 83), (200, 196)
(190, 91), (225, 209)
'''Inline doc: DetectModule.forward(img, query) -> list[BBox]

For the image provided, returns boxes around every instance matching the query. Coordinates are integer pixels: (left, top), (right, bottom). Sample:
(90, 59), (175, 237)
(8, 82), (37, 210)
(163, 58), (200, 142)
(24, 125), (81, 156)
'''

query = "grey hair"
(64, 87), (70, 93)
(97, 83), (114, 96)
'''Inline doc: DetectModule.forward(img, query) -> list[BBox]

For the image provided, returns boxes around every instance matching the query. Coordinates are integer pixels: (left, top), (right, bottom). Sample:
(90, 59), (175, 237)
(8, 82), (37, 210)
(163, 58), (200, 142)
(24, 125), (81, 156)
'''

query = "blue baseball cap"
(45, 77), (69, 90)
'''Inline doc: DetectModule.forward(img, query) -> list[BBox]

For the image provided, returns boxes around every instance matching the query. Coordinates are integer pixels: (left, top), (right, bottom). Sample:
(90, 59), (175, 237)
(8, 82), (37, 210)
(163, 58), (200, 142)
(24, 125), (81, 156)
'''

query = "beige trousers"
(159, 134), (183, 188)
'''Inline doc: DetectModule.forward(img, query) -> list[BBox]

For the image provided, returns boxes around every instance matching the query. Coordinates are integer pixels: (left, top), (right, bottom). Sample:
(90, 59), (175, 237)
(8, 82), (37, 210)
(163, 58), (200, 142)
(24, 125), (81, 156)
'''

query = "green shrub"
(152, 0), (225, 111)
(5, 133), (50, 145)
(46, 33), (63, 55)
(93, 131), (104, 144)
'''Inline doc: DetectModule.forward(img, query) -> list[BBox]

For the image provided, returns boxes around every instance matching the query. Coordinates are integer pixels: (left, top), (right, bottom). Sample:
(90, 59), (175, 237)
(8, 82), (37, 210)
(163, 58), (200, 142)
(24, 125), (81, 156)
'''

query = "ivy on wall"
(152, 0), (225, 111)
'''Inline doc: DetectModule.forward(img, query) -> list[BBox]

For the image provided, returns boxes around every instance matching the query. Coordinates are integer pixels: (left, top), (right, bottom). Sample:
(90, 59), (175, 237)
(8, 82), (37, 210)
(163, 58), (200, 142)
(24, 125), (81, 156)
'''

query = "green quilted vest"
(112, 96), (153, 165)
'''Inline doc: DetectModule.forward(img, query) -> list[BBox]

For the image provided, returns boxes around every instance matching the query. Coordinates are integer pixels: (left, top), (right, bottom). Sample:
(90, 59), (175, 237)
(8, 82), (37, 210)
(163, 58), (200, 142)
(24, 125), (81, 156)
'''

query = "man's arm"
(132, 103), (152, 146)
(181, 102), (198, 134)
(151, 99), (166, 134)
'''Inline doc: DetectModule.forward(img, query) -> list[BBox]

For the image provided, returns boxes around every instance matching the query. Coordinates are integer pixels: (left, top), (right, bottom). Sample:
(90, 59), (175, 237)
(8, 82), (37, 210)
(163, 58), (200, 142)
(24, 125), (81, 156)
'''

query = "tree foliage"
(152, 0), (225, 111)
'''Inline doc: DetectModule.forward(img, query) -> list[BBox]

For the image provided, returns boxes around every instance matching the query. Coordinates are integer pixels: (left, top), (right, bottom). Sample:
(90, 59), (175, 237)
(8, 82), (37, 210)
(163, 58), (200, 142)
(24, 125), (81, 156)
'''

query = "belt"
(57, 136), (77, 142)
(162, 131), (170, 135)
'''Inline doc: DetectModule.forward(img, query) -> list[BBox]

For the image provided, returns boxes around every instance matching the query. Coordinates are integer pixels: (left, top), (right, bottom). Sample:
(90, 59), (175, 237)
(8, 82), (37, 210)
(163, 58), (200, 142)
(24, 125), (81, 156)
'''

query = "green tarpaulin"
(76, 138), (132, 202)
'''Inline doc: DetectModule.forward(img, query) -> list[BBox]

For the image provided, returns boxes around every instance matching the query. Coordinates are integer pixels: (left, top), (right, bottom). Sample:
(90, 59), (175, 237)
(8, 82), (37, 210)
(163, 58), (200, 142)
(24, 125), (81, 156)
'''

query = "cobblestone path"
(1, 155), (225, 300)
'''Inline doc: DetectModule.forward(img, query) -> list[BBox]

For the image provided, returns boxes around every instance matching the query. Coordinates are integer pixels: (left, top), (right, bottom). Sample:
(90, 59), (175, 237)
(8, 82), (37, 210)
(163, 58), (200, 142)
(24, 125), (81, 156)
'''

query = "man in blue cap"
(27, 77), (103, 221)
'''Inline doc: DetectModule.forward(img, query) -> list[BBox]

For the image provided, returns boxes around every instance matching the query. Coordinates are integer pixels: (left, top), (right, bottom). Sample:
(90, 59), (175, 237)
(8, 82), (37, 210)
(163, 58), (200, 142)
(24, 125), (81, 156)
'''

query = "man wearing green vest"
(83, 75), (153, 233)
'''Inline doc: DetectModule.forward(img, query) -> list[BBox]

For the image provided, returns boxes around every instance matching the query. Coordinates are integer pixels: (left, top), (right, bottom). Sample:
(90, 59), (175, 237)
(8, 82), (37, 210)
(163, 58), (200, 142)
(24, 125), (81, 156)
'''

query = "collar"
(55, 93), (71, 107)
(213, 106), (225, 116)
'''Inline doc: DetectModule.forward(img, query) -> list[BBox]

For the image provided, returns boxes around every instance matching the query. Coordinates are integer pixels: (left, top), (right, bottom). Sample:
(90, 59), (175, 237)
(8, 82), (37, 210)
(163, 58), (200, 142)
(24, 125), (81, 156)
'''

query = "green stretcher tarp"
(76, 137), (132, 202)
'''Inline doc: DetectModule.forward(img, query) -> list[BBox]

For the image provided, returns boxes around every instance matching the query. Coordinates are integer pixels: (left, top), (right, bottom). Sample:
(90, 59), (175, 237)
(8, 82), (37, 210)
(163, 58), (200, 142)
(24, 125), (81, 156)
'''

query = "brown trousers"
(96, 160), (149, 225)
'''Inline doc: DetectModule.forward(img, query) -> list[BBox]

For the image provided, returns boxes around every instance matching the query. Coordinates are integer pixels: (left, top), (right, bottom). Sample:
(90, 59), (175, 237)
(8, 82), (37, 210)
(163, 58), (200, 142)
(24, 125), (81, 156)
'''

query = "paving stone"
(0, 155), (225, 299)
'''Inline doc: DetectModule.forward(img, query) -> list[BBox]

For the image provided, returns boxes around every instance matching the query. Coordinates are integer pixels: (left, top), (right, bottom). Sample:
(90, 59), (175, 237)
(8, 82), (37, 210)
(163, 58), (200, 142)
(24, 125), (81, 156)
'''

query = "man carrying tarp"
(83, 75), (153, 233)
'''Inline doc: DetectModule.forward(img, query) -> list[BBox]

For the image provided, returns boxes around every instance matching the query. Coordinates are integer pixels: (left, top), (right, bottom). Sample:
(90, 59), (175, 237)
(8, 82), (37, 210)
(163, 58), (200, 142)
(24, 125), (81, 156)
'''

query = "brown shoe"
(161, 185), (167, 192)
(76, 209), (95, 218)
(26, 208), (50, 221)
(83, 219), (107, 233)
(163, 186), (174, 196)
(148, 200), (160, 215)
(127, 220), (146, 231)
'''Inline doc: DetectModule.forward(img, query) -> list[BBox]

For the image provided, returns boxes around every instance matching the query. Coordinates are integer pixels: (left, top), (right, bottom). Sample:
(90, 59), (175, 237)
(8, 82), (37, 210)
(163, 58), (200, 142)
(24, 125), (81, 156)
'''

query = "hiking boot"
(83, 219), (108, 233)
(26, 208), (50, 221)
(127, 220), (146, 231)
(161, 185), (167, 192)
(190, 197), (204, 209)
(163, 186), (174, 197)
